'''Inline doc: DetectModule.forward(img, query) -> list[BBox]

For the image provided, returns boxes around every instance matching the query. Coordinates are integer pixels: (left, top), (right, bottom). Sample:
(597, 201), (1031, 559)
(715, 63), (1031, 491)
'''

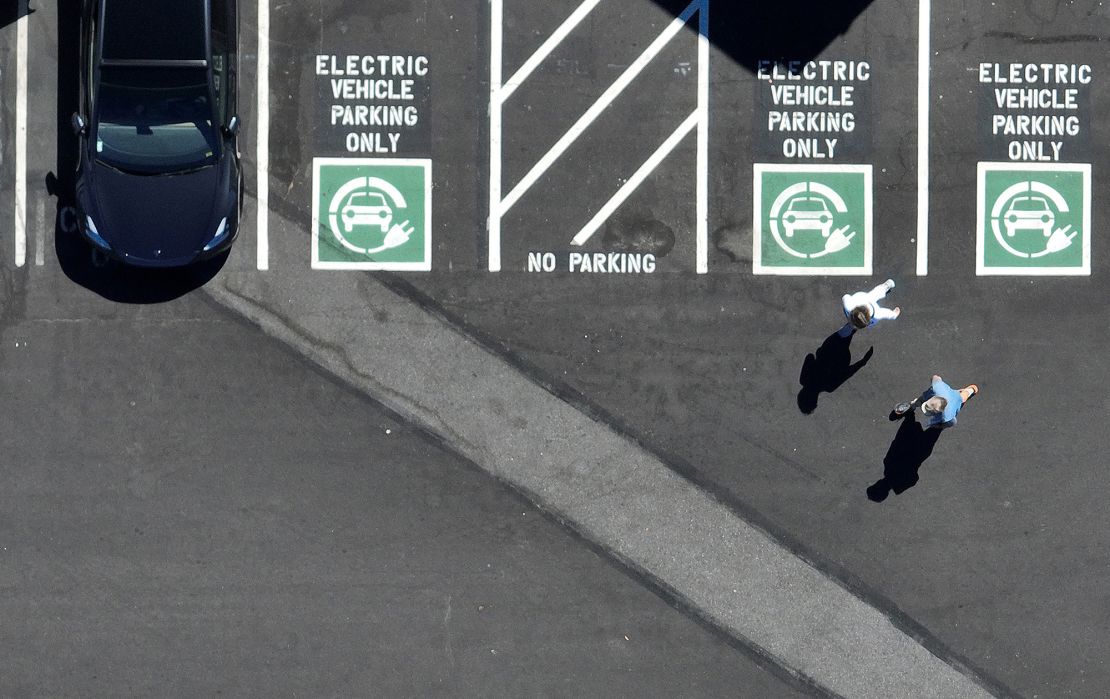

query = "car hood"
(88, 160), (223, 263)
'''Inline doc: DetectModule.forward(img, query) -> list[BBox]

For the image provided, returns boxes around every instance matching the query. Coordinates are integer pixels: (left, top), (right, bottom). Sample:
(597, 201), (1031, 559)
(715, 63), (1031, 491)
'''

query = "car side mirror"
(224, 115), (239, 136)
(71, 113), (87, 136)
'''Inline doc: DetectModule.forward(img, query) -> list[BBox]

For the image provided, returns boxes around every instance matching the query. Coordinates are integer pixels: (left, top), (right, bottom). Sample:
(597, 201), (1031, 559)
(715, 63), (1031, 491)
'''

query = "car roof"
(102, 0), (208, 63)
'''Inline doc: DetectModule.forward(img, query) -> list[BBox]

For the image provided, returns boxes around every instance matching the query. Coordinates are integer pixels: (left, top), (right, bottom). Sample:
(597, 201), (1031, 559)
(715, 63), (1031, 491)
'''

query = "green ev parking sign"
(977, 163), (1090, 275)
(753, 164), (872, 275)
(312, 158), (432, 270)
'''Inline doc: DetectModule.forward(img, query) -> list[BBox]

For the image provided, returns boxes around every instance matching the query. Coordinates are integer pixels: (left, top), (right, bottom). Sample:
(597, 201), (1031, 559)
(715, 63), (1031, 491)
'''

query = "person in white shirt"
(837, 279), (901, 337)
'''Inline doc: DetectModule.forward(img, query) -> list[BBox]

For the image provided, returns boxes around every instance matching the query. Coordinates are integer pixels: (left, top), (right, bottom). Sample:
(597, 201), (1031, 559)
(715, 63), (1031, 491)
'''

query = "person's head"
(849, 305), (872, 329)
(921, 396), (948, 415)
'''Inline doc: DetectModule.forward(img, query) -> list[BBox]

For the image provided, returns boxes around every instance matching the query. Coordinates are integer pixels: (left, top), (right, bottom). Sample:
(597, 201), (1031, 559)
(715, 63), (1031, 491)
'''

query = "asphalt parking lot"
(3, 0), (1110, 696)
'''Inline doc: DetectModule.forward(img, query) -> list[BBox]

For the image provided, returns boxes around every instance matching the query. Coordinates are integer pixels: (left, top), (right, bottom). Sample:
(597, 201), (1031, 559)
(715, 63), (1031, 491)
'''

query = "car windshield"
(1011, 198), (1047, 211)
(791, 199), (826, 212)
(95, 67), (218, 174)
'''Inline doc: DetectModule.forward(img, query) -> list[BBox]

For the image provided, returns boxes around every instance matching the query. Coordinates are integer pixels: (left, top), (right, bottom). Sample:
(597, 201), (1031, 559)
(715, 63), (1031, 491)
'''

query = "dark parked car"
(74, 0), (240, 266)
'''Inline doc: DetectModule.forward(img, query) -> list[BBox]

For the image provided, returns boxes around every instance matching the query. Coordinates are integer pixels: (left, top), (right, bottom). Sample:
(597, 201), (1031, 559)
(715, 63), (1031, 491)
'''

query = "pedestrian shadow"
(797, 331), (873, 414)
(867, 414), (942, 502)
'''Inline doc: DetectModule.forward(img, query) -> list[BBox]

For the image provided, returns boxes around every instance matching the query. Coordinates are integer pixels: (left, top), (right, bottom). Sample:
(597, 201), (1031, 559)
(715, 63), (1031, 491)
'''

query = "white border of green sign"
(753, 163), (873, 276)
(311, 157), (433, 271)
(976, 161), (1091, 276)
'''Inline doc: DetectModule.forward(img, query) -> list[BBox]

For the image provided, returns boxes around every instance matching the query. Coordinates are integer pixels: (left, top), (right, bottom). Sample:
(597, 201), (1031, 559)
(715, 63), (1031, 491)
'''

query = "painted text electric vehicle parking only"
(74, 0), (241, 266)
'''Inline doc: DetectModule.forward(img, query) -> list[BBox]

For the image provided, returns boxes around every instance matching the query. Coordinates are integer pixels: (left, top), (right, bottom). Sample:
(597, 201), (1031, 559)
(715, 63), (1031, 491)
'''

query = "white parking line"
(205, 200), (1001, 696)
(255, 0), (270, 271)
(14, 8), (28, 268)
(35, 196), (45, 266)
(916, 0), (930, 275)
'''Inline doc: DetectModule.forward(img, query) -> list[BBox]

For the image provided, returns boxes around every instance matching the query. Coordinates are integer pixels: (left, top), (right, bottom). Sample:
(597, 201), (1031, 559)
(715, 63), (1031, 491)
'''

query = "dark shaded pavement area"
(4, 0), (1109, 694)
(403, 270), (1110, 698)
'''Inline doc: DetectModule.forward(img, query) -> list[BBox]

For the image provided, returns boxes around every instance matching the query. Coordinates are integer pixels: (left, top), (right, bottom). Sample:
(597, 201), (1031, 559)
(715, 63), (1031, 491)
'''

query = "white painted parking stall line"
(488, 0), (504, 271)
(256, 0), (270, 271)
(14, 5), (28, 268)
(971, 64), (1092, 276)
(489, 0), (709, 272)
(916, 0), (930, 276)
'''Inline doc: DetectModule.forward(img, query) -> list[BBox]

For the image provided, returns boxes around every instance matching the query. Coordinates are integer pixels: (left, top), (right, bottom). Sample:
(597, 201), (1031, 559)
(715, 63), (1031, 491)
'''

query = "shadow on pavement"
(867, 414), (942, 502)
(652, 0), (874, 73)
(797, 330), (873, 414)
(0, 1), (33, 30)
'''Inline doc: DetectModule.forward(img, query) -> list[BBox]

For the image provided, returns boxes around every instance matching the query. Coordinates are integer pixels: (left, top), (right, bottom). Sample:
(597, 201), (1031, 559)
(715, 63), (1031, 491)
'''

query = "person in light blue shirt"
(893, 375), (979, 429)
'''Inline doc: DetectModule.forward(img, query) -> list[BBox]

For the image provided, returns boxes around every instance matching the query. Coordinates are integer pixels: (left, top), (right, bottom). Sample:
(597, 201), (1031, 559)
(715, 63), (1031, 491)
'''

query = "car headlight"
(84, 216), (112, 251)
(203, 217), (229, 252)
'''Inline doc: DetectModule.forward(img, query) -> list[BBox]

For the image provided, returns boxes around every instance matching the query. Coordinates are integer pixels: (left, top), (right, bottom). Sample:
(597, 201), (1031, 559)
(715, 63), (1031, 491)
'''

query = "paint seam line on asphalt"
(495, 0), (603, 105)
(204, 218), (1006, 698)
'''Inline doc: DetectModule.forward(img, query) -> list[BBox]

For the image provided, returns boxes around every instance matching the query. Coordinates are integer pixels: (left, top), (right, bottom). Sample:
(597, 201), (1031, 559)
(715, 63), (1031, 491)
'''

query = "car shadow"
(49, 0), (225, 303)
(797, 330), (873, 414)
(866, 413), (943, 502)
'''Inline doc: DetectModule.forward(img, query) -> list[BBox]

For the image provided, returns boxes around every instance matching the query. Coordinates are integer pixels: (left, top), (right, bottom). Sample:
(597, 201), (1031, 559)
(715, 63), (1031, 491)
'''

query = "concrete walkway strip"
(205, 232), (996, 699)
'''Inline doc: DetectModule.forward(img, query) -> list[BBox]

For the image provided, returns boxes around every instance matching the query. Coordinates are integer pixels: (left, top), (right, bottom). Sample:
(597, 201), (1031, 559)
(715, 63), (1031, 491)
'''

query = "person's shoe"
(964, 384), (979, 399)
(893, 401), (913, 416)
(884, 278), (895, 291)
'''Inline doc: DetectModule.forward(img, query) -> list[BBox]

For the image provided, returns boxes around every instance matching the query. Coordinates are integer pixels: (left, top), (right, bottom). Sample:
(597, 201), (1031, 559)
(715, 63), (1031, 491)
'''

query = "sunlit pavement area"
(3, 0), (1110, 696)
